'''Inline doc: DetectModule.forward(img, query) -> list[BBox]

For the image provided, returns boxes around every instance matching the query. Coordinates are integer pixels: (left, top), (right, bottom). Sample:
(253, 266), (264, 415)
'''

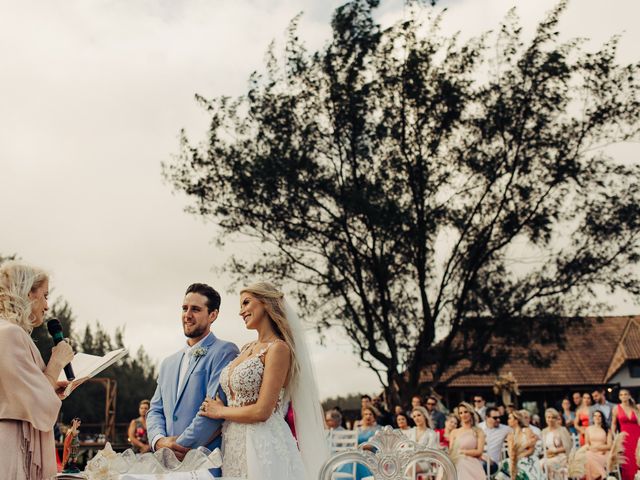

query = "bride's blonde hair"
(240, 282), (299, 389)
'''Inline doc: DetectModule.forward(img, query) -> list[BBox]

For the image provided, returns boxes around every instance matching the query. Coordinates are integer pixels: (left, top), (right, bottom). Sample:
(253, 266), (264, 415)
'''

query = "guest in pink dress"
(584, 409), (612, 480)
(612, 389), (640, 480)
(450, 402), (486, 480)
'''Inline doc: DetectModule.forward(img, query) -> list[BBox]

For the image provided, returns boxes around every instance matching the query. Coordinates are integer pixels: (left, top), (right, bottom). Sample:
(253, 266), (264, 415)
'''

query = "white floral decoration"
(192, 346), (208, 359)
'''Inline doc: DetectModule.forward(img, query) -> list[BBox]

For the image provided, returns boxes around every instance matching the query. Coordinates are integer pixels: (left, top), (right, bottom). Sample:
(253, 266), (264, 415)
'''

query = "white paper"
(58, 348), (128, 396)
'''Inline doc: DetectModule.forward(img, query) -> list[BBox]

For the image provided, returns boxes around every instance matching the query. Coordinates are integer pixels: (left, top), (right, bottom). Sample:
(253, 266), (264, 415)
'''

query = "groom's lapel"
(170, 351), (185, 406)
(175, 332), (216, 406)
(176, 354), (200, 404)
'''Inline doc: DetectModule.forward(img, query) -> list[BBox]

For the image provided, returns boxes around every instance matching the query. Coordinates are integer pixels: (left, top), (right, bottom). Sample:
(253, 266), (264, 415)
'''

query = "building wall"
(609, 365), (640, 388)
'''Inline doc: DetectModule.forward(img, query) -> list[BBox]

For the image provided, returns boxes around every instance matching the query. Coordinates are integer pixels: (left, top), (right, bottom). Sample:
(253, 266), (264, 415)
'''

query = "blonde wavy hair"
(0, 261), (48, 333)
(411, 406), (434, 429)
(457, 401), (479, 426)
(544, 407), (561, 421)
(510, 409), (528, 428)
(240, 282), (299, 389)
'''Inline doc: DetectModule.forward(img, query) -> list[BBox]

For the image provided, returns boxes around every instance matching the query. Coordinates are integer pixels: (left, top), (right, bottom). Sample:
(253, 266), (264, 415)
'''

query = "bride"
(199, 282), (328, 479)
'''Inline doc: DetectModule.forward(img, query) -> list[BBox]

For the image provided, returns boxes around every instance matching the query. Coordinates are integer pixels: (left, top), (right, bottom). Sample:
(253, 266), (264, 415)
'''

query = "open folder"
(57, 348), (128, 397)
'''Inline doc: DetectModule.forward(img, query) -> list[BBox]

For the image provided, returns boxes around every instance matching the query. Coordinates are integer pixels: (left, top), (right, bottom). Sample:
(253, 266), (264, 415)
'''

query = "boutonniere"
(192, 347), (208, 359)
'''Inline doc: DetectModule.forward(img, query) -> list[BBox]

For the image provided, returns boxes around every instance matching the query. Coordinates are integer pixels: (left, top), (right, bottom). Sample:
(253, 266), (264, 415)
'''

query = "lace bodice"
(220, 342), (285, 411)
(220, 341), (304, 479)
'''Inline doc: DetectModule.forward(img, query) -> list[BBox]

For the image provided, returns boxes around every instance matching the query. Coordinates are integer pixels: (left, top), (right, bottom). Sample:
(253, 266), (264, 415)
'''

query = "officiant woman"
(0, 261), (74, 479)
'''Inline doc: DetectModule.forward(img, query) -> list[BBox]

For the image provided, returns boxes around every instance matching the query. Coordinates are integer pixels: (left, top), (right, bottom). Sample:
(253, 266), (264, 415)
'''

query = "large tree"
(165, 0), (640, 403)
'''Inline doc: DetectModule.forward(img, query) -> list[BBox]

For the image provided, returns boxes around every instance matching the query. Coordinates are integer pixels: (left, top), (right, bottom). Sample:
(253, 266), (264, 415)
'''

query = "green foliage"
(164, 1), (640, 403)
(60, 323), (157, 427)
(322, 393), (366, 411)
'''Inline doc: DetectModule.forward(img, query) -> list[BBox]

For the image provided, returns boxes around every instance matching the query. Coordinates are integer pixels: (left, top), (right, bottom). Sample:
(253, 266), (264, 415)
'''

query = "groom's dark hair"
(186, 283), (221, 312)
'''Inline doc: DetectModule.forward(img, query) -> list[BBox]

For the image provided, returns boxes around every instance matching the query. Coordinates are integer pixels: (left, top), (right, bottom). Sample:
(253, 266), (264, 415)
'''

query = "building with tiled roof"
(422, 316), (640, 407)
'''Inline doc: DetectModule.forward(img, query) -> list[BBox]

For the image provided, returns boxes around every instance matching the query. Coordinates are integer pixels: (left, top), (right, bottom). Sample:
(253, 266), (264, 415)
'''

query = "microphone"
(46, 318), (75, 380)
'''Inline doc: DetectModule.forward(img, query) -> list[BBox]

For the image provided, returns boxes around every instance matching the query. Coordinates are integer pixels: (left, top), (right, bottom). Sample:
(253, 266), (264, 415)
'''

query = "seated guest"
(479, 406), (511, 474)
(406, 406), (439, 448)
(426, 395), (447, 429)
(584, 409), (612, 480)
(395, 412), (413, 433)
(353, 395), (373, 428)
(519, 409), (541, 439)
(450, 402), (486, 480)
(336, 405), (380, 479)
(500, 410), (544, 480)
(531, 414), (541, 428)
(439, 413), (459, 449)
(325, 408), (345, 431)
(354, 406), (382, 479)
(128, 399), (151, 453)
(540, 408), (573, 480)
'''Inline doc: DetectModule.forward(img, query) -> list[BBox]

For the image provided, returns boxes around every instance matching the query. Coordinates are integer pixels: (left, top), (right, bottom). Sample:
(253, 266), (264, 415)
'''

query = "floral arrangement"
(493, 371), (520, 406)
(568, 445), (588, 479)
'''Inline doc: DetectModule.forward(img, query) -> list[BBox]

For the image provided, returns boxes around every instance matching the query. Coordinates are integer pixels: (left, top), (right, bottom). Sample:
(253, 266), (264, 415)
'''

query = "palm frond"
(608, 432), (628, 471)
(568, 446), (588, 478)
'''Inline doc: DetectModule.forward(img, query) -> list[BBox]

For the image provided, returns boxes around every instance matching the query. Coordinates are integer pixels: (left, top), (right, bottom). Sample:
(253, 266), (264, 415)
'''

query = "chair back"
(320, 426), (457, 480)
(328, 429), (359, 454)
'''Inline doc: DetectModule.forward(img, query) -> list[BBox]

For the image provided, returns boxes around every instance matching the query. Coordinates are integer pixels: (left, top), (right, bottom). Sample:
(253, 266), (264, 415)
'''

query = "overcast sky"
(1, 0), (638, 401)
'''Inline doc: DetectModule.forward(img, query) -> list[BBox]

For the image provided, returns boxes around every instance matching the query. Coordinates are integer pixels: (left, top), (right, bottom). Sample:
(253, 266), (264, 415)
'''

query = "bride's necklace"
(250, 338), (279, 355)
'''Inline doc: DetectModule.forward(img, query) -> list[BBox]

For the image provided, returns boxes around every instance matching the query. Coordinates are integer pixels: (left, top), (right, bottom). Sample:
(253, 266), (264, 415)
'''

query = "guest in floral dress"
(500, 410), (544, 480)
(128, 399), (150, 453)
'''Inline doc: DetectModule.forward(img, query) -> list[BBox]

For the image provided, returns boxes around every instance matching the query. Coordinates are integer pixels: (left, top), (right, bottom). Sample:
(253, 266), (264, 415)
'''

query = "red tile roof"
(419, 316), (639, 388)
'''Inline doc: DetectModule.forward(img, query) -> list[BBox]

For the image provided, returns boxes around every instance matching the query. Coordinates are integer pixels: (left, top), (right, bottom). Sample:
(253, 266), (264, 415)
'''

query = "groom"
(147, 283), (239, 461)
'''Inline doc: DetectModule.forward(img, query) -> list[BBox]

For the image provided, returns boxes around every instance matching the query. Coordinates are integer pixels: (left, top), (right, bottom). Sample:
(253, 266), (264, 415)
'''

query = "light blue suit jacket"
(146, 332), (239, 451)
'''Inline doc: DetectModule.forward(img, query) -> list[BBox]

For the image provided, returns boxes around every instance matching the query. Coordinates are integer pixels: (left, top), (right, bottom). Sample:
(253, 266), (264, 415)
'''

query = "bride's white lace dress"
(219, 342), (306, 479)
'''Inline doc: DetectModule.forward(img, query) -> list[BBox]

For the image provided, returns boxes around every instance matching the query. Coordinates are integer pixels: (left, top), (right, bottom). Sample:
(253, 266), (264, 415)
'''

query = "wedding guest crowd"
(324, 386), (640, 480)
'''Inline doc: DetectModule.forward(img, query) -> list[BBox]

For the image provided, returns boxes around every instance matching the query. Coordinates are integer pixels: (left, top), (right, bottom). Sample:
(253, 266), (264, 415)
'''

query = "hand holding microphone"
(46, 318), (75, 380)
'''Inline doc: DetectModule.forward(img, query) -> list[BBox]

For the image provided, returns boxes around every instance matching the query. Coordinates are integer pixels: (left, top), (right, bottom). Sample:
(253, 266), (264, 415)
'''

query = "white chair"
(570, 433), (580, 449)
(320, 426), (456, 480)
(483, 443), (492, 480)
(327, 429), (359, 480)
(501, 438), (509, 465)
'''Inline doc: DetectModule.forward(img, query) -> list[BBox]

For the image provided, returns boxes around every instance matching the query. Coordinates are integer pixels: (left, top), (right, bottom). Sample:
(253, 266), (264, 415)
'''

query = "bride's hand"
(198, 394), (225, 419)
